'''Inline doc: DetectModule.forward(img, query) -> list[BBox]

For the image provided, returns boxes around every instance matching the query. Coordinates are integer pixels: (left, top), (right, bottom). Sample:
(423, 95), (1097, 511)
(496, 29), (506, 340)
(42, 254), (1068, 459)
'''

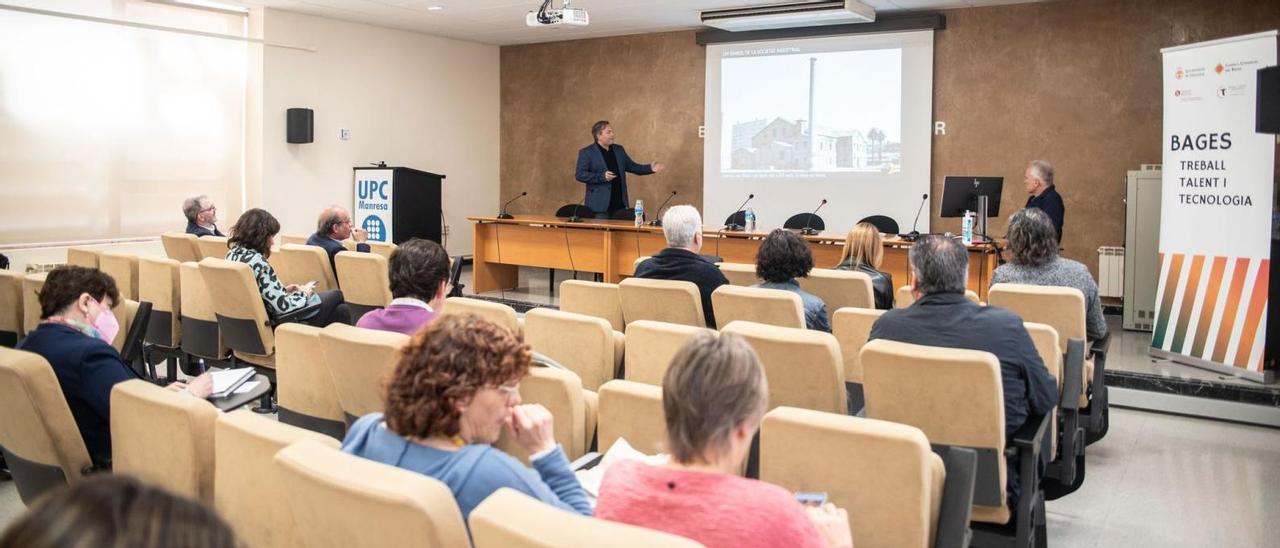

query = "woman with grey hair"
(594, 332), (852, 548)
(992, 207), (1107, 340)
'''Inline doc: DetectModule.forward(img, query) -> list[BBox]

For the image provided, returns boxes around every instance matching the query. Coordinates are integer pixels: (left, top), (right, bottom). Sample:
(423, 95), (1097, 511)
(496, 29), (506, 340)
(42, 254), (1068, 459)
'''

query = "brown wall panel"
(500, 0), (1280, 275)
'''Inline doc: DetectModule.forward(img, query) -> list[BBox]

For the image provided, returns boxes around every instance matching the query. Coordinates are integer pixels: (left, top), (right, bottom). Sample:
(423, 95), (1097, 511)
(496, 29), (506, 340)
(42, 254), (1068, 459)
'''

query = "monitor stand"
(974, 195), (991, 244)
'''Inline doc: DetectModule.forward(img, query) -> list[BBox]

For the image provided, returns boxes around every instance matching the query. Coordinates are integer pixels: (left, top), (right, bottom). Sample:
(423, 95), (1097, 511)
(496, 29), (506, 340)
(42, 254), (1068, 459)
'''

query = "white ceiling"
(229, 0), (1052, 46)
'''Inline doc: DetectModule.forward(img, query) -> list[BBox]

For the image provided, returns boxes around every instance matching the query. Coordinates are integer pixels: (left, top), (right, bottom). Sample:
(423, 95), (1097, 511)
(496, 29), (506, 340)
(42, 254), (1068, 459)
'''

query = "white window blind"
(0, 1), (247, 245)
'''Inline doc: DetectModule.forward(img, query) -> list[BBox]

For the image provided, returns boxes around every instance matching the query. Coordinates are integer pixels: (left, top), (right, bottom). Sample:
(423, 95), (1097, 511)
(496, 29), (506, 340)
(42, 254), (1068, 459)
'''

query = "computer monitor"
(939, 176), (1003, 218)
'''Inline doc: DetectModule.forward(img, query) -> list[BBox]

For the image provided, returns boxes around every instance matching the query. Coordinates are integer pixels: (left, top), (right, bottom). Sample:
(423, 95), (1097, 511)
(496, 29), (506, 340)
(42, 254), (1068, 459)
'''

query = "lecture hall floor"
(2, 266), (1277, 546)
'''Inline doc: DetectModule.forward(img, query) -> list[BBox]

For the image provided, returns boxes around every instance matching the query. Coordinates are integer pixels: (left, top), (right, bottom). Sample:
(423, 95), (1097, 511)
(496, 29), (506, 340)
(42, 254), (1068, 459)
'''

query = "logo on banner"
(1176, 67), (1185, 79)
(1214, 63), (1224, 74)
(363, 215), (387, 242)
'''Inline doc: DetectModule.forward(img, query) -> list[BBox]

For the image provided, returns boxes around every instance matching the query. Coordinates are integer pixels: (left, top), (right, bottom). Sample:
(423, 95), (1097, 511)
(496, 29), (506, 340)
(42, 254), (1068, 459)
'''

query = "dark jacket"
(185, 221), (223, 238)
(575, 144), (653, 214)
(306, 233), (371, 275)
(834, 259), (895, 310)
(634, 248), (729, 328)
(17, 323), (141, 466)
(868, 292), (1057, 503)
(1025, 185), (1065, 242)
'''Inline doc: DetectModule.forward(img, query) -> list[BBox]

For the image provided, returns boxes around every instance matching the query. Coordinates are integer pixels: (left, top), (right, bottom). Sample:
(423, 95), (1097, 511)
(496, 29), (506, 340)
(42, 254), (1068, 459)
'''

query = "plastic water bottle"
(634, 200), (644, 228)
(961, 211), (974, 246)
(745, 208), (756, 232)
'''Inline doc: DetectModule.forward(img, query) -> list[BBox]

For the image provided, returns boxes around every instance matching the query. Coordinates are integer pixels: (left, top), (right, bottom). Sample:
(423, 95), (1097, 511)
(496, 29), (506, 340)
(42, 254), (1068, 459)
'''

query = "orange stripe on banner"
(1171, 255), (1206, 353)
(1232, 260), (1270, 369)
(1190, 257), (1228, 359)
(1212, 258), (1252, 365)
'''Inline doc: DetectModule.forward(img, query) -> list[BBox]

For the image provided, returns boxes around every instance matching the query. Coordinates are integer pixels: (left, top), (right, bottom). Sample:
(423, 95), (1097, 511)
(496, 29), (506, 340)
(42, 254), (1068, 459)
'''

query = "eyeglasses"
(201, 205), (217, 213)
(495, 382), (520, 398)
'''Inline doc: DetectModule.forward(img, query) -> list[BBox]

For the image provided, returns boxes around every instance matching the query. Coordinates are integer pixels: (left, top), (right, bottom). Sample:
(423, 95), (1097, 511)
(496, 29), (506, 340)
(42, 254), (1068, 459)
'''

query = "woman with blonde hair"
(834, 222), (894, 309)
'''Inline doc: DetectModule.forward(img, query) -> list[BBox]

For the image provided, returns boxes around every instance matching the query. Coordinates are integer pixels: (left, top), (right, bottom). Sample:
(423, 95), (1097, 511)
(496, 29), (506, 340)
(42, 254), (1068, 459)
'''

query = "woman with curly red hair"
(340, 314), (590, 521)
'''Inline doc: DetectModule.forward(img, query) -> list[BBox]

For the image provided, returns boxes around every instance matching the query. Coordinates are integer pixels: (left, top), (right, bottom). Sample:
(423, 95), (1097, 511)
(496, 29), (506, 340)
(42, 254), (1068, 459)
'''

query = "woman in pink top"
(594, 332), (853, 548)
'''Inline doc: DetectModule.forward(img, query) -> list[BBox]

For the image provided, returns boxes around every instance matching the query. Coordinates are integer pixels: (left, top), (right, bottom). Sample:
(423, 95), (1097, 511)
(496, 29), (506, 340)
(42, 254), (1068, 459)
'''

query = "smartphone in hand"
(795, 491), (828, 507)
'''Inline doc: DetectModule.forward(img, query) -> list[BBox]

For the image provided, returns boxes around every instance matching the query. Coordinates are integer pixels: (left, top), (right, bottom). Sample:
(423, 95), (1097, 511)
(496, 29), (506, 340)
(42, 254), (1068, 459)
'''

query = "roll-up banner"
(1154, 31), (1276, 381)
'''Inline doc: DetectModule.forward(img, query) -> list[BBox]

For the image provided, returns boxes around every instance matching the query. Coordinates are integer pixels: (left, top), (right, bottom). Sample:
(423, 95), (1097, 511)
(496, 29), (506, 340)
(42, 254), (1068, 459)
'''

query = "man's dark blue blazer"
(306, 232), (370, 274)
(575, 144), (653, 214)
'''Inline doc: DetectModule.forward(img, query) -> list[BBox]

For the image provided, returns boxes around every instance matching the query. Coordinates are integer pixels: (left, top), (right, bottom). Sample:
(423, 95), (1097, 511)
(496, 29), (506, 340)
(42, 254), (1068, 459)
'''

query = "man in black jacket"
(182, 194), (224, 237)
(306, 205), (371, 274)
(869, 235), (1057, 505)
(1024, 160), (1064, 242)
(634, 205), (728, 328)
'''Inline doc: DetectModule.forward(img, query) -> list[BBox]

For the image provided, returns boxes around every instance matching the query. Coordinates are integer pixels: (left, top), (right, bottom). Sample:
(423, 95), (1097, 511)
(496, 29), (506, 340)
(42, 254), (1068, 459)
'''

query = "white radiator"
(1097, 246), (1124, 298)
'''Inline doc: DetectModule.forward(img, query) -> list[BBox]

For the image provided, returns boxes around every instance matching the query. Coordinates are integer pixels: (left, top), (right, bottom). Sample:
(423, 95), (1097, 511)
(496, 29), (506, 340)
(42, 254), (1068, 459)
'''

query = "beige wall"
(500, 0), (1280, 277)
(252, 8), (500, 256)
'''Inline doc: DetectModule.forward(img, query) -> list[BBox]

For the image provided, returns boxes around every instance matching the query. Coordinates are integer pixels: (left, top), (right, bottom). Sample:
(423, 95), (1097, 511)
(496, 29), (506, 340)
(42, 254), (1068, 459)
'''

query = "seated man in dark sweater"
(633, 205), (729, 328)
(868, 236), (1056, 506)
(306, 205), (371, 274)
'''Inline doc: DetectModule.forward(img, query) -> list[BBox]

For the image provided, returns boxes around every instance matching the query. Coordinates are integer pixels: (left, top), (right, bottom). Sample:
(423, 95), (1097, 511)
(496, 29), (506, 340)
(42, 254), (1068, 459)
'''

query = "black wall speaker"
(287, 108), (314, 144)
(1259, 66), (1279, 135)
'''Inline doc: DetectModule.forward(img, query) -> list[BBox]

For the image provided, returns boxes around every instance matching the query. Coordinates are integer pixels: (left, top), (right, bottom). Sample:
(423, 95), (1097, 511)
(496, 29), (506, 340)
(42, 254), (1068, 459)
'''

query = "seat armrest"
(1012, 411), (1052, 453)
(1061, 339), (1085, 411)
(271, 301), (322, 327)
(1090, 331), (1111, 357)
(934, 447), (976, 548)
(571, 451), (603, 472)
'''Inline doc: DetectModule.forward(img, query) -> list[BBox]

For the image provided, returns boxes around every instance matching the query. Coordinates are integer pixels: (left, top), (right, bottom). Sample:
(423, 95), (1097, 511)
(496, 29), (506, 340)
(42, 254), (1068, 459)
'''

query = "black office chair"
(859, 215), (899, 235)
(784, 213), (825, 233)
(724, 210), (747, 229)
(555, 204), (593, 219)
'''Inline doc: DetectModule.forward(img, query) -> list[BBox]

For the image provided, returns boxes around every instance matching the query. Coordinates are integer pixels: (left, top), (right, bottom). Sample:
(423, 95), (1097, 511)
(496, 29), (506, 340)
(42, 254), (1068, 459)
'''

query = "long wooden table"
(469, 215), (1002, 300)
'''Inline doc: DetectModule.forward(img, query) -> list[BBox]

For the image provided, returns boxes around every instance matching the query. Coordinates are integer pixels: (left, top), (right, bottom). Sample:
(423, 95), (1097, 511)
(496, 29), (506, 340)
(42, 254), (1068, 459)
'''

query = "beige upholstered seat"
(335, 251), (392, 320)
(988, 283), (1091, 407)
(896, 286), (980, 307)
(139, 257), (182, 350)
(596, 379), (665, 454)
(195, 235), (231, 260)
(275, 439), (470, 548)
(861, 339), (1010, 524)
(98, 251), (140, 301)
(66, 247), (100, 268)
(0, 270), (23, 346)
(559, 280), (624, 332)
(470, 488), (704, 548)
(162, 232), (202, 263)
(761, 407), (944, 548)
(623, 320), (714, 386)
(0, 347), (94, 504)
(523, 308), (622, 391)
(495, 366), (597, 461)
(276, 323), (345, 439)
(22, 272), (47, 334)
(1024, 322), (1062, 460)
(711, 285), (805, 329)
(109, 299), (140, 353)
(279, 234), (310, 246)
(215, 411), (340, 548)
(799, 268), (875, 311)
(618, 277), (705, 328)
(273, 244), (339, 292)
(721, 321), (845, 414)
(830, 307), (886, 385)
(366, 241), (397, 259)
(110, 379), (218, 502)
(318, 323), (409, 424)
(716, 262), (757, 286)
(441, 297), (520, 333)
(179, 261), (228, 361)
(198, 258), (278, 368)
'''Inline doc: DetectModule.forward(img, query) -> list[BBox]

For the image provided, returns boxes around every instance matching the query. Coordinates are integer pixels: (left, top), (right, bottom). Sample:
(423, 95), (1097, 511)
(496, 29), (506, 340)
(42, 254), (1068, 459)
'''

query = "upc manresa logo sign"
(362, 215), (387, 242)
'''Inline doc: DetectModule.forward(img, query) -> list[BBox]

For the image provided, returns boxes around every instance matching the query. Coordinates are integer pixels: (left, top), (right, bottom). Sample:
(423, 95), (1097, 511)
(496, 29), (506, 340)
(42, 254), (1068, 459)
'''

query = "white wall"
(254, 8), (500, 256)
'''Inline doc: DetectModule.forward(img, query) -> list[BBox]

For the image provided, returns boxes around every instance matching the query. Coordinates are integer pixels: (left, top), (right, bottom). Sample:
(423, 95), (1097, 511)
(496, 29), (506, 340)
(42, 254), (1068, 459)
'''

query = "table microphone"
(567, 196), (587, 223)
(725, 194), (755, 231)
(903, 193), (928, 241)
(497, 191), (527, 220)
(800, 199), (827, 235)
(649, 190), (678, 227)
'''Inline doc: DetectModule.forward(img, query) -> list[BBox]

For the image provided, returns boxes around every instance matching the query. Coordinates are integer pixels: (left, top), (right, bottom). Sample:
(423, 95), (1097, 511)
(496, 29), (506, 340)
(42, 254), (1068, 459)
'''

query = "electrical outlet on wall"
(339, 128), (351, 140)
(698, 125), (705, 138)
(442, 224), (450, 236)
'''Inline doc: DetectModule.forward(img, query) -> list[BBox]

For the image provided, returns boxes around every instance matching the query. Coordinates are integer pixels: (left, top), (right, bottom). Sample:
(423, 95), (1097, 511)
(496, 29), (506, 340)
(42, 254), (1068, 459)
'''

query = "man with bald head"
(306, 205), (370, 273)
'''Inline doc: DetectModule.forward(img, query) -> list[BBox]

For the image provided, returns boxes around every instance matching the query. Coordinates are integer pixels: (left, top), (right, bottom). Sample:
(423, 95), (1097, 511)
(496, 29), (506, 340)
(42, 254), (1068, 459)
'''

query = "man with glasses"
(307, 205), (371, 274)
(182, 195), (223, 237)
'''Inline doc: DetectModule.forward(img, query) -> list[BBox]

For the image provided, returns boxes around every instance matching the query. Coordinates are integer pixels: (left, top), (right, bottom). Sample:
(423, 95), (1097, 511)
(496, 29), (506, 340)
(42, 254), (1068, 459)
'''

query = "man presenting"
(1024, 160), (1064, 242)
(575, 121), (666, 218)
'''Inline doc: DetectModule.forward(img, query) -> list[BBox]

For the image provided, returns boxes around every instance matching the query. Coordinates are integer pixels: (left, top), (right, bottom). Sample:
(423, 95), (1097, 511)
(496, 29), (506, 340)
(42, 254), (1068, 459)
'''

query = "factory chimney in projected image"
(807, 56), (817, 170)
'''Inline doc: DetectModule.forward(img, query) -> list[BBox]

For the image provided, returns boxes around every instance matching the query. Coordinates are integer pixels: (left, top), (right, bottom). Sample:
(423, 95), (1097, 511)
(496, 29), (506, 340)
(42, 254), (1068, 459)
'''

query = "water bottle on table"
(745, 207), (756, 232)
(961, 211), (974, 246)
(634, 200), (644, 228)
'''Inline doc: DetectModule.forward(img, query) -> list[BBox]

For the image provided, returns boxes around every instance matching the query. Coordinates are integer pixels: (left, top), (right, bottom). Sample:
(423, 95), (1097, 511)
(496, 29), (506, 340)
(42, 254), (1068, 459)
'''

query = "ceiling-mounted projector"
(701, 0), (874, 32)
(527, 0), (589, 27)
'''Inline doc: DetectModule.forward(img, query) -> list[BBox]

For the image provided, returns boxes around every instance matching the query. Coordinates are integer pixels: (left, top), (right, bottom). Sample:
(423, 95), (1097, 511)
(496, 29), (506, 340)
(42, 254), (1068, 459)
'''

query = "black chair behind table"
(550, 204), (601, 291)
(724, 210), (747, 229)
(609, 208), (638, 221)
(859, 215), (900, 235)
(784, 213), (826, 232)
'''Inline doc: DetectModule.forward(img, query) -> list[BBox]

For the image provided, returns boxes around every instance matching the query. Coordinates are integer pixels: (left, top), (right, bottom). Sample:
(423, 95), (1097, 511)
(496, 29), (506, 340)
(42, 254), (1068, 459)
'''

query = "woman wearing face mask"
(17, 266), (212, 467)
